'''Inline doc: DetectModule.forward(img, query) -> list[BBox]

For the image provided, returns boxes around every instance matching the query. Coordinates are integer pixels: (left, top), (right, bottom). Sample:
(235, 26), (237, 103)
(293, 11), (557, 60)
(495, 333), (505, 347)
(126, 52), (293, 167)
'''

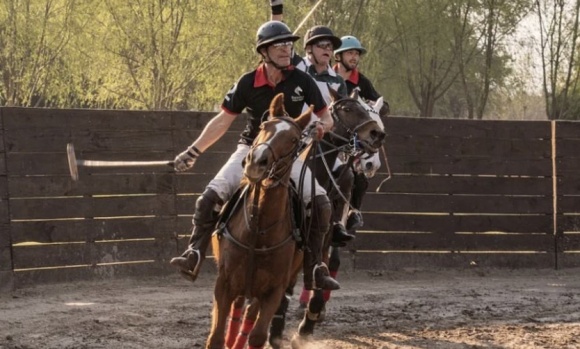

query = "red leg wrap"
(225, 307), (243, 348)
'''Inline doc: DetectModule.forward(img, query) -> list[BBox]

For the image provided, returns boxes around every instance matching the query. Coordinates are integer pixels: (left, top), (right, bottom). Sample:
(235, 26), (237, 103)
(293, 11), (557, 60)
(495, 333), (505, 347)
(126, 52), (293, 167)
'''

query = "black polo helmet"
(303, 25), (342, 49)
(256, 21), (300, 53)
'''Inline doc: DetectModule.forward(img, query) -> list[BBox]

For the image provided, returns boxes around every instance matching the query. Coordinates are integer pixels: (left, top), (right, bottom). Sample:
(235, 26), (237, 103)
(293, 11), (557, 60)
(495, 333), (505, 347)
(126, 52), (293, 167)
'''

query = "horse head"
(328, 88), (385, 155)
(243, 93), (312, 184)
(355, 96), (387, 178)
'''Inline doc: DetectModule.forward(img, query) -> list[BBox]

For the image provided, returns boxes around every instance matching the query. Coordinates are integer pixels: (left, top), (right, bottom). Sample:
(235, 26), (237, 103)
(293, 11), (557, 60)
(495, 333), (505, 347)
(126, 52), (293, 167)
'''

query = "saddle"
(214, 182), (305, 248)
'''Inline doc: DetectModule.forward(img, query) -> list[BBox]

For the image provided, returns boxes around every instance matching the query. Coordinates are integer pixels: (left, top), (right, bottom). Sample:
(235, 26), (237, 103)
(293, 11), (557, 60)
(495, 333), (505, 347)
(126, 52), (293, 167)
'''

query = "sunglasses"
(271, 41), (294, 48)
(314, 40), (333, 50)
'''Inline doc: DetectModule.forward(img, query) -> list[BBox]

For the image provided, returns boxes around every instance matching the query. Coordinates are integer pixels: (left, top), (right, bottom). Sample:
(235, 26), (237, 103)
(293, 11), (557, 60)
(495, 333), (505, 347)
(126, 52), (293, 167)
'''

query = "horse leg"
(207, 275), (234, 349)
(291, 289), (325, 348)
(231, 298), (258, 349)
(268, 291), (290, 349)
(225, 296), (245, 348)
(323, 245), (341, 303)
(248, 287), (285, 349)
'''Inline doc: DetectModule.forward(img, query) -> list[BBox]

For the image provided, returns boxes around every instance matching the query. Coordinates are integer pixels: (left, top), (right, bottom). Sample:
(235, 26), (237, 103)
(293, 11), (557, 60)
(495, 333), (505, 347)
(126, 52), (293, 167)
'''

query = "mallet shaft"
(78, 160), (173, 167)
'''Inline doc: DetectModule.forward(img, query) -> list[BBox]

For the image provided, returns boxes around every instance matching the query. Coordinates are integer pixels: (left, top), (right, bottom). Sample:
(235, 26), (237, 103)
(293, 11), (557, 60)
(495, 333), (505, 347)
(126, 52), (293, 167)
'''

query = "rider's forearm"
(191, 110), (237, 153)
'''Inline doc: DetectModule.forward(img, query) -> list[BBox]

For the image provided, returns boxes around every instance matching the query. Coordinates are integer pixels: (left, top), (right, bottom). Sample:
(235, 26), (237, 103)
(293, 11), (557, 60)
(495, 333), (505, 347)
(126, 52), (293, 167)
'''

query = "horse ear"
(328, 87), (342, 102)
(295, 105), (314, 130)
(270, 93), (285, 117)
(349, 88), (360, 100)
(374, 97), (384, 113)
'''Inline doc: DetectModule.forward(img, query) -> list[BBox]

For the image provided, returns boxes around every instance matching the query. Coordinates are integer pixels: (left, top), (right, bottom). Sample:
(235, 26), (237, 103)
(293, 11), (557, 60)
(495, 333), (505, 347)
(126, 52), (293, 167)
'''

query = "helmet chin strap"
(263, 51), (290, 70)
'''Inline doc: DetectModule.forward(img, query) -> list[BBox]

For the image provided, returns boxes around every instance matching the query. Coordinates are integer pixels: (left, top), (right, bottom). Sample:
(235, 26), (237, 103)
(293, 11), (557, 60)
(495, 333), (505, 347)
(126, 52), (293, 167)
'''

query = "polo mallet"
(66, 143), (174, 181)
(292, 0), (325, 35)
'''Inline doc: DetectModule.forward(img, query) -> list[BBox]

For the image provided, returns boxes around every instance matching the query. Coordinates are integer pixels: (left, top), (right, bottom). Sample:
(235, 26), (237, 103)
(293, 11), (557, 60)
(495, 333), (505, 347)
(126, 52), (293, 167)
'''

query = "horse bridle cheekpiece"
(250, 116), (302, 183)
(329, 97), (376, 155)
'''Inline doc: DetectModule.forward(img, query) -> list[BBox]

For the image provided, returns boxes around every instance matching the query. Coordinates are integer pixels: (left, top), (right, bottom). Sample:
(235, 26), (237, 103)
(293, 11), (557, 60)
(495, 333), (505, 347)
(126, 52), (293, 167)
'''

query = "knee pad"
(311, 195), (331, 232)
(194, 188), (224, 225)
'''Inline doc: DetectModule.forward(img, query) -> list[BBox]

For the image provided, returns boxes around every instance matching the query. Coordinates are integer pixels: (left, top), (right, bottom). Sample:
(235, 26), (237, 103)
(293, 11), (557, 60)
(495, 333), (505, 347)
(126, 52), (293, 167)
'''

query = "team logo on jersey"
(224, 83), (237, 102)
(292, 86), (304, 102)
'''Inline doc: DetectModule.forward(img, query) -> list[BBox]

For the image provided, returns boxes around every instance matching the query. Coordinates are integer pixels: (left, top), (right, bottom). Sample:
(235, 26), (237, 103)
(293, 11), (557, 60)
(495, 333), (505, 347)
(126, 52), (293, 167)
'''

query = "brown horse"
(205, 93), (311, 349)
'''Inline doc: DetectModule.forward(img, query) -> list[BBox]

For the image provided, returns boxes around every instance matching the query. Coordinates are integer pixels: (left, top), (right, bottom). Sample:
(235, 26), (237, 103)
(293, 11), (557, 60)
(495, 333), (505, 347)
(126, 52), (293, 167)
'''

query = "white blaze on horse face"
(252, 121), (294, 162)
(356, 96), (384, 178)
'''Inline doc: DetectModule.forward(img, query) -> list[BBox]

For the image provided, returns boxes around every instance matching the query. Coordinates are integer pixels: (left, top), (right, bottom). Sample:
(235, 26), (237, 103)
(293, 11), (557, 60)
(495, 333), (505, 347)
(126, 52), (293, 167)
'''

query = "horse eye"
(342, 107), (351, 112)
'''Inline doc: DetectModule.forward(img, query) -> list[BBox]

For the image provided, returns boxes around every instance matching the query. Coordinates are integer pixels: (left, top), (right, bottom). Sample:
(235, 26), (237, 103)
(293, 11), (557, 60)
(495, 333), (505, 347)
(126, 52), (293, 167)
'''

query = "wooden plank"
(386, 155), (551, 176)
(3, 107), (173, 130)
(557, 215), (580, 232)
(386, 135), (551, 158)
(556, 253), (580, 268)
(362, 213), (554, 234)
(557, 233), (580, 251)
(8, 173), (177, 197)
(12, 243), (91, 269)
(0, 157), (5, 176)
(557, 177), (580, 196)
(371, 175), (553, 195)
(12, 239), (175, 269)
(555, 120), (580, 139)
(173, 111), (246, 132)
(362, 193), (553, 214)
(7, 129), (174, 152)
(0, 199), (8, 224)
(9, 194), (176, 220)
(386, 117), (550, 139)
(172, 130), (242, 153)
(354, 251), (554, 270)
(555, 138), (580, 159)
(0, 271), (14, 292)
(10, 216), (179, 244)
(353, 232), (554, 252)
(12, 262), (172, 288)
(556, 158), (580, 175)
(6, 172), (213, 198)
(0, 244), (12, 269)
(557, 196), (580, 214)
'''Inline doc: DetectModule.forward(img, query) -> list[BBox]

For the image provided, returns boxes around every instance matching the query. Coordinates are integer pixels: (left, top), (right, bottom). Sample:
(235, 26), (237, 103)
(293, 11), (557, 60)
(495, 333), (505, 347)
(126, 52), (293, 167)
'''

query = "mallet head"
(67, 143), (79, 181)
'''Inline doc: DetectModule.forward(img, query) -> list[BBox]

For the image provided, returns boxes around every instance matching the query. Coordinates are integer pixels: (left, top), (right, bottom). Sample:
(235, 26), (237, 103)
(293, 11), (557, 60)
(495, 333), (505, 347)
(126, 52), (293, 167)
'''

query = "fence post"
(0, 107), (14, 292)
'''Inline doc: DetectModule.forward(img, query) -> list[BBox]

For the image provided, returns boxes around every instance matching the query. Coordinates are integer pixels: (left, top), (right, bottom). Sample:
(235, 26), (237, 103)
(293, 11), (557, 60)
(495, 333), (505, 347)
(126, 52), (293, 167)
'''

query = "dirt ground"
(1, 267), (579, 349)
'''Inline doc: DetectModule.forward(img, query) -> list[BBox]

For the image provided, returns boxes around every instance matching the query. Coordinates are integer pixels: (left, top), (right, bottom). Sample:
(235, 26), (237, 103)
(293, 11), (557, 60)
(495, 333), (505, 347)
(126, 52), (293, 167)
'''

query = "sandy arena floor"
(1, 267), (579, 349)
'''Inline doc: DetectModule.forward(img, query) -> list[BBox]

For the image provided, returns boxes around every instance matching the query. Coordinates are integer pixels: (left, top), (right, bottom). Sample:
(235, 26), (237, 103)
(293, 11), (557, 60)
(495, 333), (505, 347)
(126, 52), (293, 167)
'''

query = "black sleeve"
(221, 74), (252, 114)
(358, 74), (382, 102)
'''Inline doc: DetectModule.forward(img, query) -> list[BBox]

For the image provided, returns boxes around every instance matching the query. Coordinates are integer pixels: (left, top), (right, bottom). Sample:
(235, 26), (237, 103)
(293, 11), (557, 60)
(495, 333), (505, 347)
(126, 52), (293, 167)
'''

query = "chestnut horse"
(205, 93), (311, 349)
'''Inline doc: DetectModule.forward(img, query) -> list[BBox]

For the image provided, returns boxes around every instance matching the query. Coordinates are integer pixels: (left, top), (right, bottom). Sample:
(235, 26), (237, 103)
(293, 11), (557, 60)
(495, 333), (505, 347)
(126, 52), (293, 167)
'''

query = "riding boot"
(330, 165), (355, 245)
(303, 195), (340, 291)
(170, 188), (223, 282)
(346, 171), (369, 230)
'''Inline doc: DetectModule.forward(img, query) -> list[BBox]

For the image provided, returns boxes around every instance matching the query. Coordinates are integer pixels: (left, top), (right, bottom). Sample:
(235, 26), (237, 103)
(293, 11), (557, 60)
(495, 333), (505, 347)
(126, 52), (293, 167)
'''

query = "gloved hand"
(271, 0), (283, 15)
(310, 122), (325, 141)
(174, 146), (201, 172)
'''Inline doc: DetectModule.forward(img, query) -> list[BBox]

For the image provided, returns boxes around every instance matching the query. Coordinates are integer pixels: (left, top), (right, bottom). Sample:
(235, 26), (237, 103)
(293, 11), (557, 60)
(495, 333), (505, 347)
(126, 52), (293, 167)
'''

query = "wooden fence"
(0, 107), (579, 292)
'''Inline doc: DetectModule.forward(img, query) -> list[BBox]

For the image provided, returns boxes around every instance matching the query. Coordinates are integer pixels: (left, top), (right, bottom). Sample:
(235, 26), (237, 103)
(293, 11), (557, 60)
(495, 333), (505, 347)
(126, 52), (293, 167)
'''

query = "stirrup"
(169, 248), (202, 283)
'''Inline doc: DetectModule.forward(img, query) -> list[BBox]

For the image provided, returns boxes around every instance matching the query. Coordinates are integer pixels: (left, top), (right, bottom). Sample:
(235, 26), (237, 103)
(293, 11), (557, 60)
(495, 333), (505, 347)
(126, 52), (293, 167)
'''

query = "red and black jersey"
(222, 63), (327, 145)
(333, 66), (381, 102)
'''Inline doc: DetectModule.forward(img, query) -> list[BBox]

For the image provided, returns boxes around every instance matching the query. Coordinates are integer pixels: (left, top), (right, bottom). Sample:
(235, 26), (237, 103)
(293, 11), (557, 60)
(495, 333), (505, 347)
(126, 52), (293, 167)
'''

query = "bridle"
(248, 116), (303, 188)
(322, 97), (378, 158)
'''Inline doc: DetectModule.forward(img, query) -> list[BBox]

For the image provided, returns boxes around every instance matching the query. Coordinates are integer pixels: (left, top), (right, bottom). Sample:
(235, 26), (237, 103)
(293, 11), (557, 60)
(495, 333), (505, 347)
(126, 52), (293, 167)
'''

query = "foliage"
(0, 0), (573, 120)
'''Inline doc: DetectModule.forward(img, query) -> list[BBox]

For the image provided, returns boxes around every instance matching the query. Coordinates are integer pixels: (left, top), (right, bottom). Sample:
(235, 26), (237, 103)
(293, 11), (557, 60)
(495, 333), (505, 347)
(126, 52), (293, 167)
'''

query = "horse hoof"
(269, 336), (283, 349)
